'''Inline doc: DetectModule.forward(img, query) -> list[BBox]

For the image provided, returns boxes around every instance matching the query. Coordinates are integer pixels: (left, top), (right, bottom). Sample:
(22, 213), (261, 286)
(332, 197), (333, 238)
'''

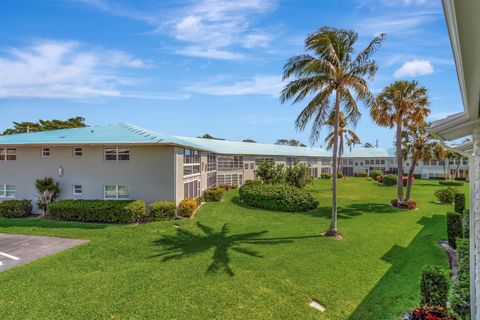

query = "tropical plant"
(35, 177), (60, 215)
(280, 26), (384, 237)
(402, 125), (445, 201)
(255, 161), (286, 184)
(372, 80), (430, 203)
(445, 151), (463, 179)
(3, 117), (86, 135)
(285, 162), (313, 188)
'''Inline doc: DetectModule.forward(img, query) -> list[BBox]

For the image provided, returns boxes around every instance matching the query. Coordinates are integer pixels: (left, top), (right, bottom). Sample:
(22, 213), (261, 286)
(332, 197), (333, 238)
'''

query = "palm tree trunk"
(405, 155), (418, 201)
(327, 90), (341, 236)
(396, 119), (404, 202)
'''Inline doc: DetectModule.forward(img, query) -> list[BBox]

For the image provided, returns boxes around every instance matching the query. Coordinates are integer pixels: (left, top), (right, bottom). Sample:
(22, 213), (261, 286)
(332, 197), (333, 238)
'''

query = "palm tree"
(402, 125), (445, 201)
(280, 27), (384, 237)
(371, 80), (430, 203)
(445, 150), (462, 179)
(325, 111), (361, 176)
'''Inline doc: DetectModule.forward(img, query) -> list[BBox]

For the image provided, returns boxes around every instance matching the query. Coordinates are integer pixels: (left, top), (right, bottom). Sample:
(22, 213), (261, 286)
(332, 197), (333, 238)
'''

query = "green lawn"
(0, 178), (468, 319)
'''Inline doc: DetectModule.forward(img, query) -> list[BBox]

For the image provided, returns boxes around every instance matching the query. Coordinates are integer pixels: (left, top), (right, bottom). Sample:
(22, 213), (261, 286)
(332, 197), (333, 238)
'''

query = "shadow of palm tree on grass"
(151, 222), (320, 276)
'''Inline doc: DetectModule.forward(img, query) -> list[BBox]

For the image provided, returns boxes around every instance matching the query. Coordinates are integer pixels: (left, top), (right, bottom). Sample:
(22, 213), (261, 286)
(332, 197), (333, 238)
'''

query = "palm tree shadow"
(151, 222), (320, 276)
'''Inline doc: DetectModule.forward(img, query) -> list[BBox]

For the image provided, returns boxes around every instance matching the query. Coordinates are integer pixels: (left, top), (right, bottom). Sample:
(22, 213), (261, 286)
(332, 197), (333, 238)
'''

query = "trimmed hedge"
(420, 265), (449, 308)
(413, 173), (422, 179)
(454, 193), (465, 213)
(450, 238), (470, 318)
(49, 200), (147, 223)
(369, 170), (383, 180)
(463, 209), (470, 238)
(354, 172), (367, 177)
(0, 200), (32, 218)
(434, 187), (457, 204)
(439, 180), (464, 186)
(203, 187), (224, 202)
(382, 174), (397, 186)
(320, 173), (331, 179)
(178, 199), (197, 218)
(447, 212), (463, 248)
(239, 183), (318, 212)
(150, 201), (176, 221)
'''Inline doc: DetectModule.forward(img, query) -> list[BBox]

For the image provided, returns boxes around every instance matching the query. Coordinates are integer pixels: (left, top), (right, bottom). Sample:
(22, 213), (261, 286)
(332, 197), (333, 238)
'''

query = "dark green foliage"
(0, 200), (32, 218)
(239, 183), (318, 212)
(382, 174), (397, 186)
(274, 139), (306, 147)
(2, 117), (86, 135)
(369, 170), (383, 180)
(434, 187), (457, 204)
(419, 265), (449, 308)
(463, 210), (470, 238)
(203, 188), (224, 202)
(337, 172), (344, 178)
(454, 193), (465, 213)
(447, 212), (463, 248)
(255, 161), (286, 184)
(49, 200), (147, 223)
(149, 201), (176, 221)
(320, 173), (331, 179)
(35, 177), (61, 214)
(285, 162), (313, 188)
(450, 238), (470, 318)
(354, 172), (367, 177)
(439, 180), (464, 187)
(413, 174), (422, 179)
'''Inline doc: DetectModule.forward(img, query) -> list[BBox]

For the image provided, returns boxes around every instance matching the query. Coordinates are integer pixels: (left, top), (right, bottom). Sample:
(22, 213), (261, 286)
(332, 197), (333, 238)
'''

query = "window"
(104, 147), (130, 161)
(250, 163), (254, 169)
(286, 157), (300, 166)
(321, 159), (330, 166)
(375, 159), (380, 165)
(217, 174), (243, 186)
(244, 163), (249, 169)
(0, 148), (16, 161)
(184, 179), (201, 199)
(381, 159), (385, 164)
(0, 184), (16, 198)
(42, 147), (50, 157)
(218, 155), (243, 170)
(207, 153), (217, 171)
(207, 173), (217, 188)
(184, 149), (201, 176)
(73, 185), (82, 195)
(73, 147), (83, 157)
(462, 158), (469, 165)
(365, 160), (370, 165)
(255, 157), (274, 164)
(104, 185), (129, 199)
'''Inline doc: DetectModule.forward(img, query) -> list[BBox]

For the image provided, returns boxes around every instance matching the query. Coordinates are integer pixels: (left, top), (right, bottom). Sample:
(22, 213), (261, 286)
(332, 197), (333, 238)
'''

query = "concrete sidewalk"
(0, 233), (87, 272)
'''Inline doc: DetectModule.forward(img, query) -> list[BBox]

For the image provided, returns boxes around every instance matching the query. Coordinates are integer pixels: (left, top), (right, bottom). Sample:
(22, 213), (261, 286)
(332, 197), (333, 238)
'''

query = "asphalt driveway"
(0, 233), (87, 272)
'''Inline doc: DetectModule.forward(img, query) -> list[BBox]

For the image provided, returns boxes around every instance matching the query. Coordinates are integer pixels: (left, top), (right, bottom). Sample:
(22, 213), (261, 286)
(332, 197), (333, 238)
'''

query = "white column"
(471, 126), (480, 319)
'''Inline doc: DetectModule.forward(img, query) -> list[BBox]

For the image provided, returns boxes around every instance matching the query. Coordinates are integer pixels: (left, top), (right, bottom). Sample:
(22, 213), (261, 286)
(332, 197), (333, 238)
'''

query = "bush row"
(239, 181), (318, 212)
(439, 180), (464, 187)
(354, 172), (367, 177)
(450, 238), (470, 318)
(320, 173), (331, 179)
(0, 200), (33, 218)
(434, 186), (457, 204)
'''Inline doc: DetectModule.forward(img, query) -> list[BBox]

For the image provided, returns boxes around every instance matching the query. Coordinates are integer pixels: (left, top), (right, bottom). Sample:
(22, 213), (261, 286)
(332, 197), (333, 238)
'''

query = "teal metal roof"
(0, 123), (394, 158)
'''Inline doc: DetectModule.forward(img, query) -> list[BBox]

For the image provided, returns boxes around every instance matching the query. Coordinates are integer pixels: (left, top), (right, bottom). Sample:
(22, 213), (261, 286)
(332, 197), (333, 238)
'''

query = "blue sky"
(0, 0), (462, 148)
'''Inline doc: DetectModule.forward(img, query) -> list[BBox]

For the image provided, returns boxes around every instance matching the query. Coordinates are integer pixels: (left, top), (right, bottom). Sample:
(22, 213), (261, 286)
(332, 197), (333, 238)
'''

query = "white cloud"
(393, 59), (434, 78)
(0, 40), (186, 100)
(190, 75), (282, 96)
(357, 11), (439, 36)
(175, 47), (245, 61)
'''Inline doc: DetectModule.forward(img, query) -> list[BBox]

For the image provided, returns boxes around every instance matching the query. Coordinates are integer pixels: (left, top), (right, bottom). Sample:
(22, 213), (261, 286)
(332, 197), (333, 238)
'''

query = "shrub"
(447, 212), (463, 248)
(35, 177), (60, 214)
(434, 187), (457, 204)
(391, 199), (417, 210)
(255, 161), (286, 184)
(405, 305), (457, 320)
(354, 172), (368, 177)
(439, 180), (464, 187)
(218, 184), (231, 191)
(195, 195), (203, 206)
(382, 174), (397, 186)
(239, 183), (318, 212)
(402, 175), (415, 187)
(150, 201), (176, 221)
(178, 199), (197, 218)
(285, 162), (313, 188)
(420, 265), (449, 308)
(49, 200), (147, 223)
(463, 209), (470, 238)
(454, 194), (465, 213)
(203, 187), (224, 202)
(320, 173), (331, 179)
(230, 184), (239, 190)
(450, 238), (470, 318)
(337, 172), (343, 178)
(0, 200), (33, 218)
(413, 174), (422, 179)
(369, 169), (383, 180)
(376, 175), (383, 183)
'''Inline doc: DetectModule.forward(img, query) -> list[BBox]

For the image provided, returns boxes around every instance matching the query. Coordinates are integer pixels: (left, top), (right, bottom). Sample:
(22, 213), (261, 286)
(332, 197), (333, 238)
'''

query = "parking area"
(0, 233), (87, 272)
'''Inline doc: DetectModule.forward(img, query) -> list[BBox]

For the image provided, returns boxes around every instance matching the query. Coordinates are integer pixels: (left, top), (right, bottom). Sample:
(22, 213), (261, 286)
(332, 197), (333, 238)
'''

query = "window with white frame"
(207, 173), (217, 188)
(42, 147), (50, 157)
(218, 155), (243, 170)
(104, 185), (129, 199)
(250, 163), (254, 169)
(184, 179), (201, 199)
(0, 184), (16, 198)
(73, 147), (83, 157)
(105, 147), (130, 161)
(255, 157), (274, 164)
(184, 149), (201, 176)
(286, 157), (300, 166)
(207, 153), (217, 171)
(0, 148), (16, 161)
(217, 174), (243, 186)
(73, 185), (83, 195)
(321, 159), (330, 165)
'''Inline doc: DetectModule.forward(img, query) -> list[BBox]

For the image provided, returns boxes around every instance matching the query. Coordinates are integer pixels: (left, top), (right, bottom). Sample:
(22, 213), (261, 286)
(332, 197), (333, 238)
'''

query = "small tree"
(35, 177), (60, 215)
(255, 161), (285, 184)
(285, 162), (313, 188)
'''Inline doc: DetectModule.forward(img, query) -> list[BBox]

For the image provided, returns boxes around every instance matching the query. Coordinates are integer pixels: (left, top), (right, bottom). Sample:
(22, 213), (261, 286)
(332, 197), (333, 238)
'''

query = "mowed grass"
(0, 178), (468, 319)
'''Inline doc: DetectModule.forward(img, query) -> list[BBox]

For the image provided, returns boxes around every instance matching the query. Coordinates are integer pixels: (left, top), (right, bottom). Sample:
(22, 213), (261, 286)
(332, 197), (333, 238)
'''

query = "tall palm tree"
(402, 125), (445, 201)
(371, 80), (430, 203)
(280, 27), (384, 237)
(325, 111), (361, 176)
